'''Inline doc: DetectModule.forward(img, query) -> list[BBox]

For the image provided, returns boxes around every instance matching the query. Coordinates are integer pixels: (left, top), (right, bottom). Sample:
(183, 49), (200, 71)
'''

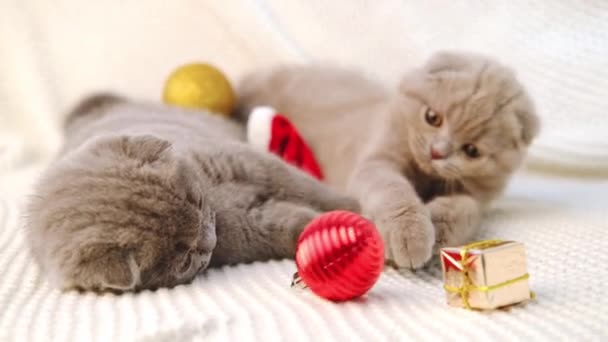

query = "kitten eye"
(424, 107), (442, 127)
(175, 242), (190, 253)
(462, 144), (480, 158)
(178, 253), (193, 274)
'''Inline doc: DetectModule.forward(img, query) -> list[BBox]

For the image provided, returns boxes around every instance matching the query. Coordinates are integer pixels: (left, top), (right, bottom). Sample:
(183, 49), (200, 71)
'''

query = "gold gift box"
(440, 240), (532, 310)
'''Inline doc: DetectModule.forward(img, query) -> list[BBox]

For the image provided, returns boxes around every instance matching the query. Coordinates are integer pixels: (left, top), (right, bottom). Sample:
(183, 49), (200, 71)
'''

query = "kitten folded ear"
(65, 93), (126, 129)
(424, 50), (487, 74)
(399, 50), (489, 95)
(65, 247), (141, 292)
(398, 69), (427, 98)
(91, 135), (173, 164)
(514, 95), (541, 146)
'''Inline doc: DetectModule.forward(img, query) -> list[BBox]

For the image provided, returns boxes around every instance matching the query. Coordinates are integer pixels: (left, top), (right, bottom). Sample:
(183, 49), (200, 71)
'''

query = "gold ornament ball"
(162, 63), (235, 116)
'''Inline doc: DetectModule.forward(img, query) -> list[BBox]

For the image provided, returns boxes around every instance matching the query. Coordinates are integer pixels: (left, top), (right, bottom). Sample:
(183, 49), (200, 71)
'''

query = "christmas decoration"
(440, 240), (534, 310)
(162, 62), (235, 116)
(293, 211), (384, 302)
(247, 106), (324, 180)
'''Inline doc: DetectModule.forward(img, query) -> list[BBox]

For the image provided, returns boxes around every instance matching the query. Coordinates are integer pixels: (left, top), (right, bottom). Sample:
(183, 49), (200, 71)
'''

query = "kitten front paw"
(427, 198), (453, 249)
(427, 196), (480, 253)
(429, 210), (457, 254)
(381, 206), (435, 269)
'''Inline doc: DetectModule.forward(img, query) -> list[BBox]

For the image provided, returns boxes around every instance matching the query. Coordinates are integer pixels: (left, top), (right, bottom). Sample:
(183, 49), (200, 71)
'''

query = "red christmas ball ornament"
(294, 210), (384, 302)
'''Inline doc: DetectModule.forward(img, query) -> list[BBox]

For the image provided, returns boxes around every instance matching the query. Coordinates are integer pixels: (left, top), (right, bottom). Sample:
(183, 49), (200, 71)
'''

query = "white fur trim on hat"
(247, 106), (276, 151)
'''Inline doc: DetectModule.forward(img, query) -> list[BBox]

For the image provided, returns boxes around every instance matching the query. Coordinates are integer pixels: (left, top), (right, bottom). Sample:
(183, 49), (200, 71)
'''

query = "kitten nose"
(430, 141), (451, 160)
(430, 148), (445, 160)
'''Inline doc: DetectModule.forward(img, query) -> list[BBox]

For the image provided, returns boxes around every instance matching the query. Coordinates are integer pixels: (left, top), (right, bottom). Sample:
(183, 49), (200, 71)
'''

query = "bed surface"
(1, 1), (607, 340)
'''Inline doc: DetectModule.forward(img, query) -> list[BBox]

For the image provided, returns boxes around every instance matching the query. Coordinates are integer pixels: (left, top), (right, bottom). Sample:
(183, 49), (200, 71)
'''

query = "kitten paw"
(427, 195), (480, 253)
(427, 198), (455, 248)
(382, 207), (435, 269)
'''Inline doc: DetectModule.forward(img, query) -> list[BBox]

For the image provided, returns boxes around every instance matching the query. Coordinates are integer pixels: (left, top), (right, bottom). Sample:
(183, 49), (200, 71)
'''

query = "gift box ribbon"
(442, 239), (535, 309)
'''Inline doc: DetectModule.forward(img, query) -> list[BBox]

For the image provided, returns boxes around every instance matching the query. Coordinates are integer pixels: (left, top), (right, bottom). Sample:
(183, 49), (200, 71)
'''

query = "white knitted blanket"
(1, 1), (608, 340)
(1, 169), (607, 341)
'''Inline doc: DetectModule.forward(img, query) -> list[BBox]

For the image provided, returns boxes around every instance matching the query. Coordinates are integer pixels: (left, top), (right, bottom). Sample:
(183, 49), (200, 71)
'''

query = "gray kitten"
(25, 95), (359, 292)
(237, 51), (540, 269)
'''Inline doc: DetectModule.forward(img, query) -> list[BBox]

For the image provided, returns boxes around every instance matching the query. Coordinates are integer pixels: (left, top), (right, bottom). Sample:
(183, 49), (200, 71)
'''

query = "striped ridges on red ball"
(295, 211), (384, 302)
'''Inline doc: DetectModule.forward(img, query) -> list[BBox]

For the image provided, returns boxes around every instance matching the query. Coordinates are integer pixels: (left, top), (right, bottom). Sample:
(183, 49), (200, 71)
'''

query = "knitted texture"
(1, 1), (608, 340)
(1, 169), (606, 341)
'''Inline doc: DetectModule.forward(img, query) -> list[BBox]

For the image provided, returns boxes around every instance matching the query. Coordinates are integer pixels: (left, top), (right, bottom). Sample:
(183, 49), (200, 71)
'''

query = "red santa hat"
(247, 106), (324, 180)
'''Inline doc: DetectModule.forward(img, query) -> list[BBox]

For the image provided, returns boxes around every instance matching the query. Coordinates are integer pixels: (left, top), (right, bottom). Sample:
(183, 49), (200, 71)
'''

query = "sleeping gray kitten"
(237, 51), (540, 269)
(26, 95), (359, 292)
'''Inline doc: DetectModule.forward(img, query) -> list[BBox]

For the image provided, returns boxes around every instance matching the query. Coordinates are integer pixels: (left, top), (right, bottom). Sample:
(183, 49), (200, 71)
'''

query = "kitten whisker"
(442, 178), (453, 195)
(441, 179), (449, 195)
(415, 135), (426, 151)
(445, 164), (461, 175)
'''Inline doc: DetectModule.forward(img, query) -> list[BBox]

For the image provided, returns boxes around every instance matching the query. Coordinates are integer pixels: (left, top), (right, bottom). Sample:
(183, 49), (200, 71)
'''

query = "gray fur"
(26, 96), (359, 292)
(237, 51), (540, 269)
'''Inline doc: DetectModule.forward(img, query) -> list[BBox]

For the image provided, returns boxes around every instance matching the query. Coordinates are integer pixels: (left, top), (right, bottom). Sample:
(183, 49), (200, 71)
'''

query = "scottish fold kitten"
(26, 95), (359, 292)
(237, 51), (540, 269)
